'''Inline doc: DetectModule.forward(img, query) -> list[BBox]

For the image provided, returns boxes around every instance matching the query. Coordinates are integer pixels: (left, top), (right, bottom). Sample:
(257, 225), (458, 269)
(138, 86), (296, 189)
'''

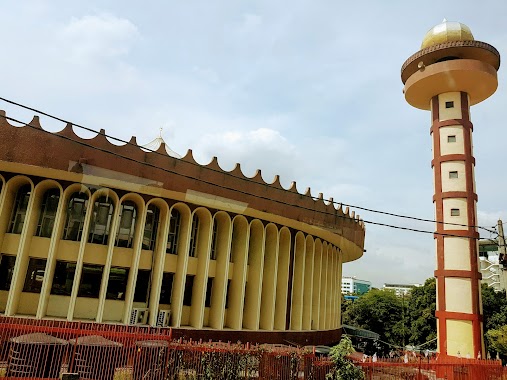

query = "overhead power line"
(0, 97), (497, 239)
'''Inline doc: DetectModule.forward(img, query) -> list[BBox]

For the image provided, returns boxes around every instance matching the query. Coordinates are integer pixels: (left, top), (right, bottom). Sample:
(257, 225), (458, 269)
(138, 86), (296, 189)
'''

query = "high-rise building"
(401, 20), (500, 358)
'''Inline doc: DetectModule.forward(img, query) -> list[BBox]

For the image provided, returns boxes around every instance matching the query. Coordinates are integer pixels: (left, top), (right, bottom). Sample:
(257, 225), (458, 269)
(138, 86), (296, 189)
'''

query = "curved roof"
(421, 20), (474, 49)
(141, 136), (181, 158)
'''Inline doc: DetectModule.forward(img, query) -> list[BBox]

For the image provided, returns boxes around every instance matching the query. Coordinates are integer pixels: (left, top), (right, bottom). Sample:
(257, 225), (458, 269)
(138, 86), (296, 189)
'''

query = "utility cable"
(0, 96), (497, 234)
(0, 113), (495, 242)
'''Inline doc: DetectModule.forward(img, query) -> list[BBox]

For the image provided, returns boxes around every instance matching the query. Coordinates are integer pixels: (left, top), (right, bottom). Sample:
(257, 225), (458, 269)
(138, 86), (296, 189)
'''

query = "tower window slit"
(449, 171), (458, 179)
(445, 101), (454, 109)
(450, 208), (460, 216)
(448, 135), (457, 143)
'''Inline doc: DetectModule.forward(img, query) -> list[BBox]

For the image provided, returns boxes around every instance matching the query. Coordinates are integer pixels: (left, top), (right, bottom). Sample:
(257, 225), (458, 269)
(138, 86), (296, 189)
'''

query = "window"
(210, 222), (218, 260)
(35, 189), (60, 238)
(451, 208), (460, 216)
(449, 171), (458, 179)
(0, 255), (16, 291)
(166, 209), (181, 254)
(88, 197), (114, 245)
(142, 205), (160, 250)
(445, 101), (454, 109)
(189, 214), (199, 257)
(116, 201), (137, 248)
(23, 258), (47, 293)
(51, 261), (76, 296)
(205, 278), (214, 308)
(183, 275), (194, 306)
(448, 135), (457, 143)
(133, 270), (151, 303)
(63, 193), (88, 241)
(8, 184), (31, 234)
(106, 267), (129, 300)
(159, 272), (174, 305)
(78, 264), (104, 298)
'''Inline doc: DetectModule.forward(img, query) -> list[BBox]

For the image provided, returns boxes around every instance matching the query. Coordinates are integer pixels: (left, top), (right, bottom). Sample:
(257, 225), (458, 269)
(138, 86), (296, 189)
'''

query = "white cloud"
(60, 13), (139, 65)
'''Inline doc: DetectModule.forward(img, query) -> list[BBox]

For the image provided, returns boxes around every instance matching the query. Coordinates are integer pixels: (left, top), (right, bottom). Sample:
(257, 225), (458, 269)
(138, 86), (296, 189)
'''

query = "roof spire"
(159, 127), (163, 138)
(442, 18), (447, 22)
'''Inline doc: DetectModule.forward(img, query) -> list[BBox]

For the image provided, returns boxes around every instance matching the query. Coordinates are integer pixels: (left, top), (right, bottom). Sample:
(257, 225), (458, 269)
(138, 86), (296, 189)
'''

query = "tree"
(406, 278), (436, 349)
(326, 336), (365, 380)
(486, 326), (507, 356)
(342, 289), (405, 353)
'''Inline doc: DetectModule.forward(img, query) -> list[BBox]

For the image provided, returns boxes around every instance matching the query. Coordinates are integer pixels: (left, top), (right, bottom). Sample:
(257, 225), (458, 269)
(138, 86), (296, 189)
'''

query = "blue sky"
(1, 1), (506, 287)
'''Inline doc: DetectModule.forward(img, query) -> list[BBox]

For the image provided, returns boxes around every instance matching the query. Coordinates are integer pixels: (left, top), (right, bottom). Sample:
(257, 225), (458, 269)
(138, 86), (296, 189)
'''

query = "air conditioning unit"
(129, 307), (149, 325)
(156, 309), (171, 327)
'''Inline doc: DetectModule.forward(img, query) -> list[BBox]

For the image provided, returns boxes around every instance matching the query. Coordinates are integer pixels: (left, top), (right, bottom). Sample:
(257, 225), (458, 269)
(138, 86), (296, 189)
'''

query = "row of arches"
(0, 173), (342, 331)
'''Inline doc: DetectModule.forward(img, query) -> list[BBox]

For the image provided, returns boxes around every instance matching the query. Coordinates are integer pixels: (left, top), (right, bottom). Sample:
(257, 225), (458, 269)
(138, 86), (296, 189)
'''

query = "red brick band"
(435, 310), (483, 322)
(431, 155), (475, 168)
(434, 269), (482, 280)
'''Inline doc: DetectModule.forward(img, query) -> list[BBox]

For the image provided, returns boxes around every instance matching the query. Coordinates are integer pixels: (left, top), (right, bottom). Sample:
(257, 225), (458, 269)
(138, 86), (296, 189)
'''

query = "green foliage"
(486, 325), (507, 356)
(342, 288), (406, 350)
(407, 278), (436, 349)
(326, 336), (364, 380)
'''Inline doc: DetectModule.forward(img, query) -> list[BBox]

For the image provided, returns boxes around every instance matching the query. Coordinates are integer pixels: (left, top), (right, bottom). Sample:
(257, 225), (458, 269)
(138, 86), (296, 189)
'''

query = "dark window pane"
(183, 275), (194, 306)
(78, 264), (104, 298)
(9, 185), (31, 234)
(88, 197), (114, 245)
(205, 278), (213, 308)
(133, 270), (151, 303)
(210, 222), (218, 260)
(106, 267), (129, 300)
(225, 279), (232, 309)
(23, 258), (47, 293)
(51, 261), (76, 296)
(189, 215), (199, 257)
(36, 189), (60, 238)
(116, 202), (137, 248)
(0, 255), (16, 291)
(159, 272), (174, 305)
(143, 205), (159, 250)
(166, 209), (181, 254)
(63, 193), (88, 241)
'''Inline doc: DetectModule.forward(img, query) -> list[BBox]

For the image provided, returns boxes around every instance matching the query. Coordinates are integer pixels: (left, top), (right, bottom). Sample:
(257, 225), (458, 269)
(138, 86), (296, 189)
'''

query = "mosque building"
(0, 110), (365, 345)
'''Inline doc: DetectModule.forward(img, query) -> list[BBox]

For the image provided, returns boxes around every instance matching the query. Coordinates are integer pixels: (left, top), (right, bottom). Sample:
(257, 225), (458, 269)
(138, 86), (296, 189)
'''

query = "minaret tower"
(401, 21), (500, 358)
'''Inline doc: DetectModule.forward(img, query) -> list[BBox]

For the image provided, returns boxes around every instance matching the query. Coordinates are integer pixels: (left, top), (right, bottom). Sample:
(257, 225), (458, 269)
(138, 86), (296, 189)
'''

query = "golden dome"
(421, 19), (474, 49)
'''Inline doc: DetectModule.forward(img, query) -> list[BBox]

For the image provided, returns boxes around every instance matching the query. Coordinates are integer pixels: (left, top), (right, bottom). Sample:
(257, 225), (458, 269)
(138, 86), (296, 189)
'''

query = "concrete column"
(290, 232), (306, 330)
(259, 223), (279, 330)
(312, 239), (323, 330)
(274, 227), (291, 330)
(302, 236), (315, 330)
(319, 242), (329, 329)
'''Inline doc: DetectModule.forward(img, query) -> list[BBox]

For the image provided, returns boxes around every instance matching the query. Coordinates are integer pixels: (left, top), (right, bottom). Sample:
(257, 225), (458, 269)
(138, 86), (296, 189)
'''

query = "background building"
(341, 276), (371, 295)
(383, 283), (421, 297)
(0, 111), (365, 345)
(479, 239), (507, 292)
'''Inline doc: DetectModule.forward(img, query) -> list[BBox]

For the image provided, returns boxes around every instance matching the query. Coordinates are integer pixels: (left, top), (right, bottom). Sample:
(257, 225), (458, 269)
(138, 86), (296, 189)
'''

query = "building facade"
(382, 283), (420, 297)
(341, 277), (371, 295)
(0, 111), (365, 345)
(479, 239), (507, 292)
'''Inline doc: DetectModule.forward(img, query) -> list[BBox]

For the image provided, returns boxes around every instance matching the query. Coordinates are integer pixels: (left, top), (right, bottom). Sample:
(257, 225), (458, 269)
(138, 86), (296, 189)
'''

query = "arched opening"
(115, 201), (137, 248)
(142, 205), (160, 250)
(88, 196), (114, 245)
(35, 188), (60, 238)
(8, 184), (32, 234)
(166, 209), (181, 254)
(62, 192), (89, 241)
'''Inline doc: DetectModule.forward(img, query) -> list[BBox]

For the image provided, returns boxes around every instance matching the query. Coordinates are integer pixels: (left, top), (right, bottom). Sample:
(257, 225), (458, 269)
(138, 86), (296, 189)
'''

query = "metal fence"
(1, 316), (507, 380)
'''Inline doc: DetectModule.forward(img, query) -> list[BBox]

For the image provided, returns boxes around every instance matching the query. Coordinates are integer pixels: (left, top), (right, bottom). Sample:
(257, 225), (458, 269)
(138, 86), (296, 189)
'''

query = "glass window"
(8, 184), (31, 234)
(142, 205), (160, 250)
(35, 189), (60, 238)
(183, 275), (194, 306)
(159, 272), (174, 305)
(88, 197), (114, 245)
(451, 208), (460, 217)
(205, 278), (213, 308)
(189, 214), (199, 257)
(63, 193), (88, 241)
(23, 258), (47, 293)
(116, 201), (137, 248)
(51, 261), (76, 296)
(166, 209), (181, 254)
(448, 135), (457, 143)
(445, 101), (454, 109)
(78, 264), (104, 298)
(210, 222), (218, 260)
(449, 171), (458, 179)
(133, 270), (151, 303)
(106, 267), (129, 300)
(0, 255), (16, 291)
